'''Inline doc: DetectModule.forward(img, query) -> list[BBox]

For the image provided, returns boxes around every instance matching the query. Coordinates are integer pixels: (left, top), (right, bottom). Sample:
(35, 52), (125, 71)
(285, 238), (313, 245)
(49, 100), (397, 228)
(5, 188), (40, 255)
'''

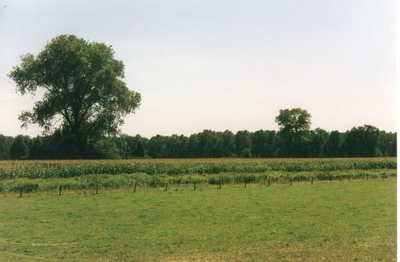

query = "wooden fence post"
(311, 176), (314, 184)
(20, 188), (22, 198)
(59, 185), (62, 196)
(134, 182), (137, 193)
(96, 184), (99, 194)
(218, 180), (222, 189)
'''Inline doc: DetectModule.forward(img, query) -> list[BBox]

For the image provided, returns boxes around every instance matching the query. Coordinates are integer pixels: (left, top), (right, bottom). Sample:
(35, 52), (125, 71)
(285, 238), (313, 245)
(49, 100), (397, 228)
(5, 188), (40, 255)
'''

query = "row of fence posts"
(16, 173), (384, 197)
(144, 174), (355, 192)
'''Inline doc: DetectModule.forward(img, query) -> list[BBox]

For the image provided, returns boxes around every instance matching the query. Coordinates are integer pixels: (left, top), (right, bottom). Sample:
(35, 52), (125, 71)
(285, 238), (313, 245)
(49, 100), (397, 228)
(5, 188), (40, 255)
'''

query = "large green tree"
(9, 35), (141, 158)
(275, 108), (312, 157)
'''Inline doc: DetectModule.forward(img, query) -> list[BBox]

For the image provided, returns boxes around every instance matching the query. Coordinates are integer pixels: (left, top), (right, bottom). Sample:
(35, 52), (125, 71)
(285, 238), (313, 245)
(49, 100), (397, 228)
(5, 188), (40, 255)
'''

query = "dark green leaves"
(275, 108), (312, 134)
(9, 34), (141, 157)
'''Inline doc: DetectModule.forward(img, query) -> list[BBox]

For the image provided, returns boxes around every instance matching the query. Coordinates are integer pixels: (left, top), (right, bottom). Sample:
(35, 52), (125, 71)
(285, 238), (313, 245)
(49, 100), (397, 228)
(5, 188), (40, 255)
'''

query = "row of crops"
(0, 158), (396, 179)
(0, 169), (396, 194)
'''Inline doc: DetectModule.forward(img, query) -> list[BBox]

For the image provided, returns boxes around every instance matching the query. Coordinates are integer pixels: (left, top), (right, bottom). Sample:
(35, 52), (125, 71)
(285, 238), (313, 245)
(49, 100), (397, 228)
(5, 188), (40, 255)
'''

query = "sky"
(0, 0), (396, 138)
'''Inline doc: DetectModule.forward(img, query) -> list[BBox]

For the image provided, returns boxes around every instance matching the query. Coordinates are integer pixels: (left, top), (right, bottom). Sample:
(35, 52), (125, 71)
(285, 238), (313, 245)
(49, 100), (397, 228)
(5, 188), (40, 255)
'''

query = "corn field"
(0, 158), (396, 195)
(0, 158), (396, 179)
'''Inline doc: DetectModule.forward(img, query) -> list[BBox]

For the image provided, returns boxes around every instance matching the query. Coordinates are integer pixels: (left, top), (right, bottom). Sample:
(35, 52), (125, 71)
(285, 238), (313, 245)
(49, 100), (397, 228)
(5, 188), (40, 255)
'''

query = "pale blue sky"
(0, 0), (396, 137)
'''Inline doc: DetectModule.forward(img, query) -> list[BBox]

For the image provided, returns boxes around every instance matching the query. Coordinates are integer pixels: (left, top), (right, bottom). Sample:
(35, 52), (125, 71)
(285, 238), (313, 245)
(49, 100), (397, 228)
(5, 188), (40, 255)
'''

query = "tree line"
(0, 125), (396, 160)
(5, 36), (396, 160)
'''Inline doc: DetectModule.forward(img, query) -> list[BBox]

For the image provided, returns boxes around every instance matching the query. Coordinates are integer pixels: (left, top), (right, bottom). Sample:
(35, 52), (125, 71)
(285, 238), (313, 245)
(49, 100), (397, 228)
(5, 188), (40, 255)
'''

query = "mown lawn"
(0, 178), (396, 261)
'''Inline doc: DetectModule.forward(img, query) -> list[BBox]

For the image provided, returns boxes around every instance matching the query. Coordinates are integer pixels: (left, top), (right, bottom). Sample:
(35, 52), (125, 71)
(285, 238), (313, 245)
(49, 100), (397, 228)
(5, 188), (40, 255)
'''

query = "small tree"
(325, 131), (343, 157)
(10, 135), (30, 160)
(0, 135), (13, 160)
(235, 130), (252, 158)
(133, 142), (145, 157)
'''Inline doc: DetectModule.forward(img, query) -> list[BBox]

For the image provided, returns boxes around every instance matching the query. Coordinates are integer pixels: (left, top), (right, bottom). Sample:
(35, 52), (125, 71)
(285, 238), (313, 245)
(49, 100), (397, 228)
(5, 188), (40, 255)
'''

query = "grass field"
(0, 178), (396, 261)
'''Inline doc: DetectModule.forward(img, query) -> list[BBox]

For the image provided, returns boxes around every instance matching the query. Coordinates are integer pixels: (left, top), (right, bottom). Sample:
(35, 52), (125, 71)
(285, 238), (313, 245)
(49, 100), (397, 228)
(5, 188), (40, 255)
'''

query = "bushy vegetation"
(0, 170), (394, 194)
(0, 158), (396, 195)
(0, 158), (396, 180)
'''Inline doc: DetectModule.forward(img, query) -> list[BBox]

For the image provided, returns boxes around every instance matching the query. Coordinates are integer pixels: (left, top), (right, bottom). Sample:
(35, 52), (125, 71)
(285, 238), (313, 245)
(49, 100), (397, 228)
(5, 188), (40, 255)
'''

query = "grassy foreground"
(0, 179), (396, 261)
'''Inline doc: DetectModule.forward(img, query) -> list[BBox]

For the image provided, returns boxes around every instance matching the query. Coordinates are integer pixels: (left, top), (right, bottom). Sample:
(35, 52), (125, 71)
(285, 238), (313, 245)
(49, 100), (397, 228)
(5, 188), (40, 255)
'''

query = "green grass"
(0, 179), (396, 261)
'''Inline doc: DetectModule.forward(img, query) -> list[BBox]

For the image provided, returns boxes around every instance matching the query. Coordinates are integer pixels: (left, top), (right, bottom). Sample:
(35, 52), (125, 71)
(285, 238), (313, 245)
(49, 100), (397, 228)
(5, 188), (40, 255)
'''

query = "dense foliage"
(0, 126), (396, 159)
(0, 158), (396, 179)
(8, 35), (141, 158)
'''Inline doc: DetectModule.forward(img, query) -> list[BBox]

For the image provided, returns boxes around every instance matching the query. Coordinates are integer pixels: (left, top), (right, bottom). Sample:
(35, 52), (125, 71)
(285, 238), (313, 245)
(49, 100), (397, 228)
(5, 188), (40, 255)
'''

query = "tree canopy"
(275, 108), (312, 157)
(275, 108), (312, 134)
(9, 35), (141, 158)
(0, 125), (396, 160)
